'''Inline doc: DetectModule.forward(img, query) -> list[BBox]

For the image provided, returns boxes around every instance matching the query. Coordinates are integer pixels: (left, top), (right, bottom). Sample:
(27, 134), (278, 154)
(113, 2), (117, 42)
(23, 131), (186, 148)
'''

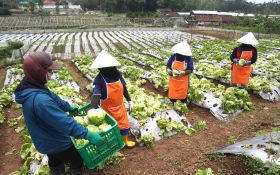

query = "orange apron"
(231, 51), (253, 85)
(100, 77), (129, 130)
(168, 59), (189, 99)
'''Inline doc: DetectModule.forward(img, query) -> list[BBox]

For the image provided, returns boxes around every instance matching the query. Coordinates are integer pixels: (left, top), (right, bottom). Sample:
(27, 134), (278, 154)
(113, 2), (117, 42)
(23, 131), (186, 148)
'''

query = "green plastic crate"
(71, 104), (125, 169)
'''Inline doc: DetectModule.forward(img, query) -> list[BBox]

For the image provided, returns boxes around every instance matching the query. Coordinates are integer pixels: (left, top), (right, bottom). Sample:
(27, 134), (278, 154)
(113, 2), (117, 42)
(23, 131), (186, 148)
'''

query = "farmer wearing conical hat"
(91, 50), (135, 148)
(167, 41), (194, 103)
(231, 32), (258, 88)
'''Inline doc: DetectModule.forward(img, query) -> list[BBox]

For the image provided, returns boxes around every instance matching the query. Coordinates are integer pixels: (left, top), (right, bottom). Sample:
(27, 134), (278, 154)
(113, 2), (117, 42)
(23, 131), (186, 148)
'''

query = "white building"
(42, 3), (83, 15)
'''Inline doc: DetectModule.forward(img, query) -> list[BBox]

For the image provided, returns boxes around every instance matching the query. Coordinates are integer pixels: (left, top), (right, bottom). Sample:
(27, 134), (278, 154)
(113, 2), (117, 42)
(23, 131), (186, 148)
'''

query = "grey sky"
(246, 0), (275, 3)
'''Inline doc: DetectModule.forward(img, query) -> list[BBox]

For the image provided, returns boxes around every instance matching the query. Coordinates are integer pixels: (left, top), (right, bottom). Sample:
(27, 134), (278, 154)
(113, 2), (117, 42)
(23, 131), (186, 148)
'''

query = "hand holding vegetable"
(238, 59), (246, 66)
(245, 60), (251, 65)
(172, 70), (180, 77)
(233, 58), (239, 63)
(179, 70), (186, 76)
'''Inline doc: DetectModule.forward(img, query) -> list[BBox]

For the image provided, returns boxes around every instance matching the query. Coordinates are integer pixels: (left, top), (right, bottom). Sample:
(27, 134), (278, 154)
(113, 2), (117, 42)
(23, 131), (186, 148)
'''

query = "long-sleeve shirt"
(15, 88), (87, 154)
(167, 54), (194, 71)
(230, 44), (258, 64)
(93, 72), (131, 101)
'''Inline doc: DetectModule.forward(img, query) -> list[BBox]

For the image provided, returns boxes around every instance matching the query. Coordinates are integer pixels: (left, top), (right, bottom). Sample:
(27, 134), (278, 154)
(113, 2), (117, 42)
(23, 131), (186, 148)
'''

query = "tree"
(29, 1), (35, 14)
(54, 0), (60, 14)
(145, 0), (158, 12)
(70, 0), (280, 14)
(104, 0), (117, 12)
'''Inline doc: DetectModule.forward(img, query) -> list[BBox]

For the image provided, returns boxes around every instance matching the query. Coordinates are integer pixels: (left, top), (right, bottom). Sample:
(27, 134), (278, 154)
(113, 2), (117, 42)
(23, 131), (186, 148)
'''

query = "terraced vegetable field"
(0, 29), (279, 175)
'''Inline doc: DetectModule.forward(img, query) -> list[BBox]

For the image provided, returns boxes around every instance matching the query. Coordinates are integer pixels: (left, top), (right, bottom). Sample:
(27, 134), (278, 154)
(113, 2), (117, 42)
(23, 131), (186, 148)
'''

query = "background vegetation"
(68, 0), (280, 14)
(221, 16), (280, 34)
(1, 0), (278, 14)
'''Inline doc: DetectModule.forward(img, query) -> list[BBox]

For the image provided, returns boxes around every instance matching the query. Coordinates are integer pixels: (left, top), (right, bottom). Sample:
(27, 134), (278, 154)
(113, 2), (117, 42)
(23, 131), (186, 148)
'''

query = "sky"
(246, 0), (275, 3)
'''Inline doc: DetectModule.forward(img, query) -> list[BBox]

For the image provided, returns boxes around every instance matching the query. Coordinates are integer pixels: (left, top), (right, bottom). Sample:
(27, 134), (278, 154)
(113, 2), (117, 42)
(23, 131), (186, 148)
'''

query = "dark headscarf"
(15, 52), (61, 92)
(99, 67), (121, 81)
(238, 44), (253, 51)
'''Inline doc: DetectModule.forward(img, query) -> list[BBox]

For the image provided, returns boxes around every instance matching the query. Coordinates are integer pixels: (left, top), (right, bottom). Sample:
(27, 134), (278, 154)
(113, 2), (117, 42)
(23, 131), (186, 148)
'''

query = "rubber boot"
(49, 164), (65, 175)
(122, 135), (135, 148)
(69, 167), (83, 175)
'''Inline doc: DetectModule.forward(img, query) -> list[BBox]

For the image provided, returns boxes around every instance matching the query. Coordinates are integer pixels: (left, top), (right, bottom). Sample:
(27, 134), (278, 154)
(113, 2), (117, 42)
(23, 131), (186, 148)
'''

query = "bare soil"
(0, 67), (6, 90)
(0, 63), (279, 175)
(88, 96), (279, 175)
(0, 107), (23, 175)
(62, 60), (92, 101)
(142, 81), (167, 97)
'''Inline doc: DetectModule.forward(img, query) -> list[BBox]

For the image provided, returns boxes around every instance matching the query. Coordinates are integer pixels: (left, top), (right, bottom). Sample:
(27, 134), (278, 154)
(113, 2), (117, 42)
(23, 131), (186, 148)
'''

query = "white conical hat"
(171, 40), (192, 56)
(91, 50), (121, 69)
(237, 32), (259, 45)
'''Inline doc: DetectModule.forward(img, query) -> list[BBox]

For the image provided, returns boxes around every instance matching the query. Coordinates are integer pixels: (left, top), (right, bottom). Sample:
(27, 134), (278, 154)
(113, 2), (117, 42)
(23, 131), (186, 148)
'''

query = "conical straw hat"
(237, 32), (259, 45)
(91, 50), (121, 69)
(171, 40), (192, 56)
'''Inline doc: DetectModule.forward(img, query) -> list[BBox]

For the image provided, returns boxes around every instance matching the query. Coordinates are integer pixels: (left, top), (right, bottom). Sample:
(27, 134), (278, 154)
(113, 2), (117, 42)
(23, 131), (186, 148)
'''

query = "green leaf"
(185, 128), (196, 135)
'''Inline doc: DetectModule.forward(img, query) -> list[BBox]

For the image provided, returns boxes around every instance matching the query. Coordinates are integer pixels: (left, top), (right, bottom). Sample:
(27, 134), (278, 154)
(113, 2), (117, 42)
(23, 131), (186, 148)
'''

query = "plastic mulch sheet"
(193, 92), (242, 121)
(129, 109), (192, 143)
(217, 132), (280, 165)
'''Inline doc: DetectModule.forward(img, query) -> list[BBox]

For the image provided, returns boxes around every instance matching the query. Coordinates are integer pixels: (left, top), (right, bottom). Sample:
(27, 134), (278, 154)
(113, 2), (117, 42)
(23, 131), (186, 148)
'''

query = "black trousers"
(47, 144), (83, 169)
(170, 98), (188, 103)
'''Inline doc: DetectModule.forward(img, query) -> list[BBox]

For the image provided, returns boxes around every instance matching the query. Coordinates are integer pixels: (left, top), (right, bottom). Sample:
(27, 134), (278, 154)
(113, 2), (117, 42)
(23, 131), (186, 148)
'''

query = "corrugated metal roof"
(177, 12), (190, 16)
(192, 10), (219, 15)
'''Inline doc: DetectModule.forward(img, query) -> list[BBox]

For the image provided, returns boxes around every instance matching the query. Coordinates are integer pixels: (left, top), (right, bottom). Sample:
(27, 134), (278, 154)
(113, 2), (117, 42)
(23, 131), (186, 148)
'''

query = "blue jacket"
(15, 88), (87, 154)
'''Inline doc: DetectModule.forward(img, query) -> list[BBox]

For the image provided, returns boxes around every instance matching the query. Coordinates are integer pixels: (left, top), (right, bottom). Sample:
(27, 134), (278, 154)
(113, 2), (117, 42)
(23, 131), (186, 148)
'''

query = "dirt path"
(1, 62), (279, 175)
(0, 68), (6, 90)
(88, 96), (279, 175)
(62, 60), (92, 101)
(0, 107), (23, 175)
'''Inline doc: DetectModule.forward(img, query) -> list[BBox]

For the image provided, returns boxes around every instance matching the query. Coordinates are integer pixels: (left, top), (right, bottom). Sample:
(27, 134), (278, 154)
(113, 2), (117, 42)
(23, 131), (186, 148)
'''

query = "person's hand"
(179, 70), (186, 76)
(68, 106), (79, 113)
(85, 131), (105, 145)
(127, 102), (133, 114)
(167, 68), (173, 76)
(172, 70), (180, 77)
(245, 60), (252, 65)
(233, 58), (239, 63)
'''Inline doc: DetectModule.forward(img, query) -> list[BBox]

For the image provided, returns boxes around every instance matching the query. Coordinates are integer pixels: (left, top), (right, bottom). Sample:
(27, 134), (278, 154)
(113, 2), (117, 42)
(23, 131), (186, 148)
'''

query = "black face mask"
(99, 67), (120, 79)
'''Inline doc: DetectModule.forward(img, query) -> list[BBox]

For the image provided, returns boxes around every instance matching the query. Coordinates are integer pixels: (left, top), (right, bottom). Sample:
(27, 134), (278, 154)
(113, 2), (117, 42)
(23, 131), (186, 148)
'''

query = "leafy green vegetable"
(173, 101), (189, 115)
(238, 59), (246, 66)
(157, 117), (185, 135)
(195, 168), (213, 175)
(20, 143), (32, 160)
(87, 108), (106, 126)
(7, 40), (24, 50)
(75, 139), (89, 148)
(139, 134), (155, 149)
(222, 87), (254, 114)
(34, 165), (50, 175)
(97, 152), (125, 170)
(185, 128), (196, 135)
(193, 120), (207, 131)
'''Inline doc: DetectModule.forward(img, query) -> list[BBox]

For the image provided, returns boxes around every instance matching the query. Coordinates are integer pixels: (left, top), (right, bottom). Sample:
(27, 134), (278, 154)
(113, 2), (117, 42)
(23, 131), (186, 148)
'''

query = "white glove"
(179, 70), (186, 76)
(172, 70), (180, 77)
(167, 68), (173, 76)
